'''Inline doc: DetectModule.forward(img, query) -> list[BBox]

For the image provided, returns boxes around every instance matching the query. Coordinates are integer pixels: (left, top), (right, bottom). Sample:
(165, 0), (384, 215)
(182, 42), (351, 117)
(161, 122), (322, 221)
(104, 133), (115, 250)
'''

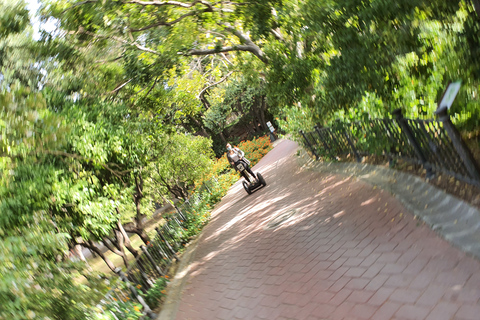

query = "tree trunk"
(199, 91), (211, 110)
(188, 114), (210, 138)
(219, 131), (227, 145)
(158, 175), (188, 201)
(102, 236), (129, 268)
(74, 244), (92, 271)
(136, 230), (151, 245)
(259, 96), (267, 130)
(122, 224), (152, 244)
(85, 240), (117, 273)
(250, 98), (262, 132)
(117, 219), (139, 258)
(131, 171), (151, 245)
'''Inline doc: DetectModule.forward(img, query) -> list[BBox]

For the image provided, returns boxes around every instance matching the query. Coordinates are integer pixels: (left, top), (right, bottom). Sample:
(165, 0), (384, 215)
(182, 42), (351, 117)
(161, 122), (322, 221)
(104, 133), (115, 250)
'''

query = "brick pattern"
(174, 140), (480, 320)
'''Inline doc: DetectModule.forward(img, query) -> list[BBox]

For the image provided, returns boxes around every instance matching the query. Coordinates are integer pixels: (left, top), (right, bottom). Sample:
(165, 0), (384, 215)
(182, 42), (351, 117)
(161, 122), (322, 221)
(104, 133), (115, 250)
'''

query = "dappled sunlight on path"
(165, 139), (480, 320)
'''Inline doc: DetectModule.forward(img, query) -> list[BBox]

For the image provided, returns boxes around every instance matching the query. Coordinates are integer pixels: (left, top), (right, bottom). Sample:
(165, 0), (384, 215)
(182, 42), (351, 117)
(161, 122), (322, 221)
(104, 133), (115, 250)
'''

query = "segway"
(234, 160), (267, 195)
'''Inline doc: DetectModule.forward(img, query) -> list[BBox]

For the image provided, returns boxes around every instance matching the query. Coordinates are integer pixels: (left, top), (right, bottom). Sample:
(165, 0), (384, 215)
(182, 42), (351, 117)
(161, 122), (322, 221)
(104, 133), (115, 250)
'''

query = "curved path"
(159, 139), (480, 320)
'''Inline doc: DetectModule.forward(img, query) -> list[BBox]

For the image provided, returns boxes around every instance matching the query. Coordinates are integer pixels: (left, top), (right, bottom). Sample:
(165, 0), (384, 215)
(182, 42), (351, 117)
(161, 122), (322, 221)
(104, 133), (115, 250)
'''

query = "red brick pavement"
(173, 140), (480, 320)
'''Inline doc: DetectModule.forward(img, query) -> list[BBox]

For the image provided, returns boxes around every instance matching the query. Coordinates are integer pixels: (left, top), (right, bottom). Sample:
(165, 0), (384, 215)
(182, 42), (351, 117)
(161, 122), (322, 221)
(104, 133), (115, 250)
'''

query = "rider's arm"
(235, 148), (245, 158)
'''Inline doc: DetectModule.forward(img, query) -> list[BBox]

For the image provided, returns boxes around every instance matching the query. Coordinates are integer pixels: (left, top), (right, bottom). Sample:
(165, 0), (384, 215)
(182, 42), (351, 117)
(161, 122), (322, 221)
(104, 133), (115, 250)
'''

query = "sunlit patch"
(204, 251), (217, 260)
(205, 194), (289, 241)
(180, 260), (202, 279)
(299, 225), (315, 230)
(361, 197), (376, 206)
(317, 176), (352, 196)
(333, 210), (345, 218)
(264, 209), (297, 229)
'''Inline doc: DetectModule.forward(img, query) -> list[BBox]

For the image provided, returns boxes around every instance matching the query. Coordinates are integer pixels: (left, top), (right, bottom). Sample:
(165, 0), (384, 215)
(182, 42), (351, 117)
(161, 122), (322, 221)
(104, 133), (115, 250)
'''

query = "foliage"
(0, 0), (29, 37)
(0, 86), (109, 320)
(143, 276), (169, 308)
(99, 295), (143, 320)
(271, 0), (480, 140)
(147, 133), (214, 200)
(179, 194), (213, 240)
(277, 104), (318, 141)
(236, 135), (273, 166)
(8, 0), (480, 318)
(203, 102), (232, 135)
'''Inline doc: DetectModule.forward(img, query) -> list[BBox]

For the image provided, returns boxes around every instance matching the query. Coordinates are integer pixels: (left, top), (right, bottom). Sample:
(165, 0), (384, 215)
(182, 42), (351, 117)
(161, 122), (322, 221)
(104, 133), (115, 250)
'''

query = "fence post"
(314, 125), (331, 154)
(155, 227), (179, 260)
(141, 245), (165, 277)
(300, 130), (319, 160)
(336, 121), (361, 163)
(392, 109), (434, 178)
(435, 107), (480, 182)
(134, 258), (153, 290)
(175, 205), (187, 222)
(115, 268), (157, 319)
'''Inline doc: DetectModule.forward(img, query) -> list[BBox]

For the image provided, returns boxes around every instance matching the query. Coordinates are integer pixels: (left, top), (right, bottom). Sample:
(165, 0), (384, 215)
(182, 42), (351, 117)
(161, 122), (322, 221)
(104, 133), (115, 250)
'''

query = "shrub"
(143, 277), (169, 308)
(236, 135), (273, 166)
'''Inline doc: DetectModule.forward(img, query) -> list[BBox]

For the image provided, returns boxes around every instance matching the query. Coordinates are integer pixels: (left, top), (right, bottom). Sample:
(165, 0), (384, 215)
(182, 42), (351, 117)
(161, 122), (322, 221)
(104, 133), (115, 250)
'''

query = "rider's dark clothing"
(227, 147), (256, 183)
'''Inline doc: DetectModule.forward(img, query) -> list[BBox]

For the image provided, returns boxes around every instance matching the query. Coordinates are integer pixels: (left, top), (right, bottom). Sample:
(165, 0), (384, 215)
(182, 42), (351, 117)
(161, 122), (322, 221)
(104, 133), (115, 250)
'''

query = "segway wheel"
(257, 173), (266, 186)
(243, 181), (252, 195)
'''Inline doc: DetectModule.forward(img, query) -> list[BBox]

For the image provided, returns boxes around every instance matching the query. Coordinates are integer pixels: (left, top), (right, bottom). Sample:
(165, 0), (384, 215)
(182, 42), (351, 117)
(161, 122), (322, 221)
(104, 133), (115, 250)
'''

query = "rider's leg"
(245, 166), (256, 180)
(240, 171), (251, 183)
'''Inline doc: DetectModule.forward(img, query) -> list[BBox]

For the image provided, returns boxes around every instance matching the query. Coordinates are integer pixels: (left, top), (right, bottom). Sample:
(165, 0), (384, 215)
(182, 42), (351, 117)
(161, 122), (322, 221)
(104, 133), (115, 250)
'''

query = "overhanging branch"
(125, 0), (214, 10)
(61, 0), (98, 14)
(131, 11), (195, 31)
(197, 70), (233, 99)
(73, 28), (161, 56)
(187, 45), (267, 63)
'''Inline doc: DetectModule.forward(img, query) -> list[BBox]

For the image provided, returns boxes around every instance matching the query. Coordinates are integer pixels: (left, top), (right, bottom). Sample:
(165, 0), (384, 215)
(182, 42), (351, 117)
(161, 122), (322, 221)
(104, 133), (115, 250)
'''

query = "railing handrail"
(96, 177), (218, 319)
(300, 108), (480, 188)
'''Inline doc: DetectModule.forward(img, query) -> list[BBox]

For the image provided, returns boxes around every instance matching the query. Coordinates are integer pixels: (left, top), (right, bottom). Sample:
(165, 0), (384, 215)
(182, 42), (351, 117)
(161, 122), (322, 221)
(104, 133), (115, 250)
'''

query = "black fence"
(96, 197), (200, 320)
(300, 108), (480, 188)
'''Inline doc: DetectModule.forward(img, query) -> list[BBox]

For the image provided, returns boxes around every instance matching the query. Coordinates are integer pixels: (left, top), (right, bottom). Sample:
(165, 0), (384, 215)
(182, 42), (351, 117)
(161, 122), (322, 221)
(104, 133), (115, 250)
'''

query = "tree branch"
(109, 79), (133, 94)
(125, 0), (214, 10)
(197, 70), (233, 99)
(94, 52), (125, 64)
(185, 23), (268, 63)
(271, 28), (284, 41)
(73, 28), (162, 56)
(61, 0), (98, 14)
(186, 45), (267, 63)
(144, 77), (159, 97)
(220, 53), (233, 65)
(130, 9), (211, 32)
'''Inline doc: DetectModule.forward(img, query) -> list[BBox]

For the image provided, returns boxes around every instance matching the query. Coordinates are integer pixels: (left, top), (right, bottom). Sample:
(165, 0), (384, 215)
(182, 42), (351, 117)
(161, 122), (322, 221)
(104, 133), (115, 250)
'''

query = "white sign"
(438, 81), (461, 110)
(266, 121), (275, 133)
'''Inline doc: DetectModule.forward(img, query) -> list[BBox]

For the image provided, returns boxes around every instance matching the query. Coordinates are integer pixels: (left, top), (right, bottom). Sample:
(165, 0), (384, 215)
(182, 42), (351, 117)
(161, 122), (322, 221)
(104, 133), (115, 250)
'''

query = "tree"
(147, 132), (214, 200)
(0, 85), (109, 319)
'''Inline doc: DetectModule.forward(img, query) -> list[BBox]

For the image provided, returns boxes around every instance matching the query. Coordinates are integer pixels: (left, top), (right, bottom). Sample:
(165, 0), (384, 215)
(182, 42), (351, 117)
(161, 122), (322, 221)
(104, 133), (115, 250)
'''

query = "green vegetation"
(2, 0), (480, 318)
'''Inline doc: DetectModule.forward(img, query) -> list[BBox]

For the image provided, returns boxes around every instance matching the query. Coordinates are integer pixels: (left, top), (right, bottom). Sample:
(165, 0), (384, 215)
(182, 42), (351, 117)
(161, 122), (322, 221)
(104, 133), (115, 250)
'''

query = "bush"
(143, 276), (169, 308)
(236, 135), (273, 166)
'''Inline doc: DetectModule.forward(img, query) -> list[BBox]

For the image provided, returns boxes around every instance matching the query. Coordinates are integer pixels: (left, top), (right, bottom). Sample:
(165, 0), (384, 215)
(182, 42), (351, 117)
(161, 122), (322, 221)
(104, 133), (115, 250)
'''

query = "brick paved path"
(173, 139), (480, 320)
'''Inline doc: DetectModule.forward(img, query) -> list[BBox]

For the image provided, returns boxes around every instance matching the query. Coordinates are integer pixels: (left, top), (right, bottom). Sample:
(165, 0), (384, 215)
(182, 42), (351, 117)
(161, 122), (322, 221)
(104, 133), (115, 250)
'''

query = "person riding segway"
(226, 143), (266, 195)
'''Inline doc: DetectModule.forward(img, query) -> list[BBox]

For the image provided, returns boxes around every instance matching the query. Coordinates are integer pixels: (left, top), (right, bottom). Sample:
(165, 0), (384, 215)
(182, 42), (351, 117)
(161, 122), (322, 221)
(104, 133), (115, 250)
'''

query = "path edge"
(296, 147), (480, 261)
(156, 235), (201, 320)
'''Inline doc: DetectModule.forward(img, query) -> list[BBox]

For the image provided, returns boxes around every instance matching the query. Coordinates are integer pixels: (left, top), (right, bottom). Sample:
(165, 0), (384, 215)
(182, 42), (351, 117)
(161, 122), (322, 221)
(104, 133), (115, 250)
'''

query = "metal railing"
(300, 108), (480, 187)
(95, 193), (207, 320)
